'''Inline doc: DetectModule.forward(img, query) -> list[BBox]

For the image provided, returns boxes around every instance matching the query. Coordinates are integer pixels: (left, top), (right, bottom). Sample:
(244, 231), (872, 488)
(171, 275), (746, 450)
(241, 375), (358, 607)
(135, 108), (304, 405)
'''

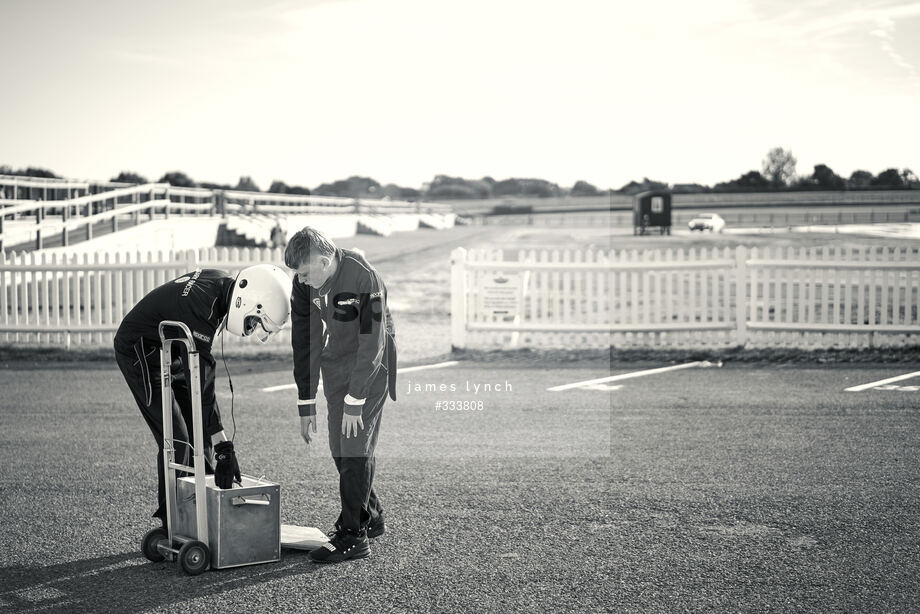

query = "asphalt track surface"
(1, 359), (919, 612)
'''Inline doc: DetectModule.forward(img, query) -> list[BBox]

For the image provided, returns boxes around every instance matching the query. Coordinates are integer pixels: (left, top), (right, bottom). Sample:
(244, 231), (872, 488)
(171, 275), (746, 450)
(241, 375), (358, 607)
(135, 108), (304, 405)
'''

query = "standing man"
(114, 265), (292, 531)
(285, 227), (397, 564)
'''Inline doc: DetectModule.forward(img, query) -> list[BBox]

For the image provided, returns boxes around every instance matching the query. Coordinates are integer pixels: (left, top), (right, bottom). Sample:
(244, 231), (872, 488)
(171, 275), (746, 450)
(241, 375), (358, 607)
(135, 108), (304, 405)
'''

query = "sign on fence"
(478, 272), (524, 319)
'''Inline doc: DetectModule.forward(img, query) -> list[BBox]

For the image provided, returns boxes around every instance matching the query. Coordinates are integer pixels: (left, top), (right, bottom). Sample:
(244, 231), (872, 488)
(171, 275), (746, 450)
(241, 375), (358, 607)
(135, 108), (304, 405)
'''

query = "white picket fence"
(3, 245), (919, 350)
(0, 247), (291, 348)
(450, 246), (920, 349)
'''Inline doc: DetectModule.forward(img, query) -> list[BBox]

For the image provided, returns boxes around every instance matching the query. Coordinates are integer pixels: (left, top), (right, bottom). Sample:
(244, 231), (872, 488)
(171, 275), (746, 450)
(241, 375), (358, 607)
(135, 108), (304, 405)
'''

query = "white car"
(688, 213), (726, 233)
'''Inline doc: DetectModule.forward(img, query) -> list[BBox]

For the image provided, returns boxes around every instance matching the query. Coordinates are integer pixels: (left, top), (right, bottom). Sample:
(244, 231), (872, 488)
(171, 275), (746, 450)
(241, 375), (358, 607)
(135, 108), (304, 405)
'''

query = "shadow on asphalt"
(0, 549), (321, 613)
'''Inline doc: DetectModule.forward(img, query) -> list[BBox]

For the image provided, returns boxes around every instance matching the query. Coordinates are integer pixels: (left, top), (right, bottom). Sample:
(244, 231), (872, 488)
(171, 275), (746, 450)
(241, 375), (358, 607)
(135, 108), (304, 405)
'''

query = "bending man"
(114, 265), (292, 531)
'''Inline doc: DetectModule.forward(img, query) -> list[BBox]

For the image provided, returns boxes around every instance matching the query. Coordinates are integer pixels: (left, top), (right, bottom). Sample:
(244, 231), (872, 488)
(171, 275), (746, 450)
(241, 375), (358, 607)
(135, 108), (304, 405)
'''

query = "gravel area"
(2, 363), (919, 612)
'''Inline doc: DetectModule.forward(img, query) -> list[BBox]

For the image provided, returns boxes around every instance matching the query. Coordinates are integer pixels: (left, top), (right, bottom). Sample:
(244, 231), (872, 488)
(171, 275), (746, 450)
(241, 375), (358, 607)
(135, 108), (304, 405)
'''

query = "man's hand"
(343, 402), (364, 439)
(214, 441), (241, 489)
(300, 415), (317, 445)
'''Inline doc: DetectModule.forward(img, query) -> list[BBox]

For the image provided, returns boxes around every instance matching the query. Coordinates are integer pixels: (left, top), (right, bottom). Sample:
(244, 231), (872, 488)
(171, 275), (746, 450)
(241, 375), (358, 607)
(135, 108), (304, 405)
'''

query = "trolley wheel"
(141, 527), (168, 562)
(178, 540), (210, 575)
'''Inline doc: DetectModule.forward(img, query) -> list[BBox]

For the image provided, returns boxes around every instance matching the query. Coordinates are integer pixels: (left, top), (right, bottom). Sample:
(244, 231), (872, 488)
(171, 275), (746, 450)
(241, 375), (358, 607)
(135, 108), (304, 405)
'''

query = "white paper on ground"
(280, 524), (329, 550)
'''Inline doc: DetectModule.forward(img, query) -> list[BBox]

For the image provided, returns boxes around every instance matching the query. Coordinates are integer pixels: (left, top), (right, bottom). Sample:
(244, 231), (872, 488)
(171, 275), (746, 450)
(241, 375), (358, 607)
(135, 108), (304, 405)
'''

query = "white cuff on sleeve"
(344, 394), (365, 405)
(297, 399), (316, 405)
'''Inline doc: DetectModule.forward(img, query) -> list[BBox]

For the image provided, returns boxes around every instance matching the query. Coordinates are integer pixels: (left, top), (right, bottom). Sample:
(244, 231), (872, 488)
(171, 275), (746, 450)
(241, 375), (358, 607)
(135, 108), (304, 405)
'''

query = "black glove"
(214, 441), (241, 489)
(169, 357), (185, 377)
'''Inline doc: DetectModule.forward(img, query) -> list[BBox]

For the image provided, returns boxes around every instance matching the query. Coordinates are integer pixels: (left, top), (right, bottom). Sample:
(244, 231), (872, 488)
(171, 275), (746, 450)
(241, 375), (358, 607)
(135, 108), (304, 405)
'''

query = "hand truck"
(139, 320), (212, 575)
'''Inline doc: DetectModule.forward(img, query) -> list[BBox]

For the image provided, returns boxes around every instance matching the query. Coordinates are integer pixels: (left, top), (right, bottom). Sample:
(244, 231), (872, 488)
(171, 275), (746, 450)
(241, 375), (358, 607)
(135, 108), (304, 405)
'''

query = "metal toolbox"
(174, 474), (281, 569)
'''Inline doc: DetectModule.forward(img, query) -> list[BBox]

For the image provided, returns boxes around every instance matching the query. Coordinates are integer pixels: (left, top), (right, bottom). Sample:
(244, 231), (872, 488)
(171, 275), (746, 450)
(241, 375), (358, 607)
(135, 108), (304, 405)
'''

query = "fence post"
(0, 251), (5, 345)
(62, 204), (70, 247)
(450, 247), (468, 351)
(735, 245), (748, 347)
(186, 248), (199, 272)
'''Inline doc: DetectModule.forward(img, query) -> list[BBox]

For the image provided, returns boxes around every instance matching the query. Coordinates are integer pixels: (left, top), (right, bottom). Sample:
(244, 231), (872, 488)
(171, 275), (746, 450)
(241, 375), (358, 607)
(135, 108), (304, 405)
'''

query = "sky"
(1, 0), (918, 191)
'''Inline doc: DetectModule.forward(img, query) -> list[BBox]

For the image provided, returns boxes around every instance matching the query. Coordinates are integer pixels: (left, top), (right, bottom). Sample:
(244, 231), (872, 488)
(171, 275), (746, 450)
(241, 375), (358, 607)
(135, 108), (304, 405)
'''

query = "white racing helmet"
(225, 264), (292, 342)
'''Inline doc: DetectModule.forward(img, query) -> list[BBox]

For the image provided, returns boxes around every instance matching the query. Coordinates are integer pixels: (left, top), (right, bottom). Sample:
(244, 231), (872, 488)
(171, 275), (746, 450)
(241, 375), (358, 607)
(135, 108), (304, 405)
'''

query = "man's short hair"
(284, 226), (337, 269)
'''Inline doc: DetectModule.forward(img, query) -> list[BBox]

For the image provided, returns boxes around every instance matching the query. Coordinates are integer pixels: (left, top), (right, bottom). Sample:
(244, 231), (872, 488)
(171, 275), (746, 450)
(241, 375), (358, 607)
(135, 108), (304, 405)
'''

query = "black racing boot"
(309, 529), (370, 564)
(367, 512), (386, 539)
(324, 522), (345, 544)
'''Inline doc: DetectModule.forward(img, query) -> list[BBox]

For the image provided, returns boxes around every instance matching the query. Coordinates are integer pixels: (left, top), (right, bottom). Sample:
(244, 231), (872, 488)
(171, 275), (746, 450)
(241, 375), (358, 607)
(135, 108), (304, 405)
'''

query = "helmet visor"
(243, 314), (282, 343)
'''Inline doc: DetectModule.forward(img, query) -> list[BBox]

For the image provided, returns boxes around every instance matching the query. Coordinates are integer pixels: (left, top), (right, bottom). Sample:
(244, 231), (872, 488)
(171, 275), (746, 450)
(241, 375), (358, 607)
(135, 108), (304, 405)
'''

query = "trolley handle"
(158, 320), (198, 353)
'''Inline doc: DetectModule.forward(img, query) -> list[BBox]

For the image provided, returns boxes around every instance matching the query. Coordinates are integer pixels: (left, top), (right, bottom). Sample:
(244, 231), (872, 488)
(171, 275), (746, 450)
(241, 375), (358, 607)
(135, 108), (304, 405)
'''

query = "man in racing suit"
(114, 265), (291, 531)
(285, 227), (397, 564)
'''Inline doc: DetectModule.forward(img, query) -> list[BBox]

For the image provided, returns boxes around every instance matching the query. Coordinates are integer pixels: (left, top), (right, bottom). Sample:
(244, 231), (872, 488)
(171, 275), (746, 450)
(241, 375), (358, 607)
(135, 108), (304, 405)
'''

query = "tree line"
(2, 147), (916, 202)
(616, 148), (918, 196)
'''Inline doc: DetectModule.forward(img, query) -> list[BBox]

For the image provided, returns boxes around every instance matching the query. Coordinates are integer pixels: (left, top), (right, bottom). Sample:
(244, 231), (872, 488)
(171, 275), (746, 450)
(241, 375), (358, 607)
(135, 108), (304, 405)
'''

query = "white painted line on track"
(400, 360), (459, 373)
(844, 371), (920, 392)
(260, 360), (459, 392)
(262, 382), (322, 393)
(547, 361), (720, 392)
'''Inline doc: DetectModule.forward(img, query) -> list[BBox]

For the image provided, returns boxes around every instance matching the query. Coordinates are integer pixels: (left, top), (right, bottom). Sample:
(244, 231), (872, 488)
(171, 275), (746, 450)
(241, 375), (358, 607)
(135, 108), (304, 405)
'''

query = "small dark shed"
(633, 191), (672, 235)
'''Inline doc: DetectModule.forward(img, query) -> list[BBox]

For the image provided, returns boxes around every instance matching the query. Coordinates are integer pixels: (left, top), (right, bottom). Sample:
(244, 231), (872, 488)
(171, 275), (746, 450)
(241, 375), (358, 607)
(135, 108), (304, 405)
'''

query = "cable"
(221, 330), (236, 443)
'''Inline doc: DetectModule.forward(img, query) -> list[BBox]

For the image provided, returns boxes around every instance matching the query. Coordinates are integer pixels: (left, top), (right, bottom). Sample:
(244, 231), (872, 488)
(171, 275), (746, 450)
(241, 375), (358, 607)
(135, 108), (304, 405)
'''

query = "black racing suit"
(113, 268), (234, 525)
(292, 247), (397, 533)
